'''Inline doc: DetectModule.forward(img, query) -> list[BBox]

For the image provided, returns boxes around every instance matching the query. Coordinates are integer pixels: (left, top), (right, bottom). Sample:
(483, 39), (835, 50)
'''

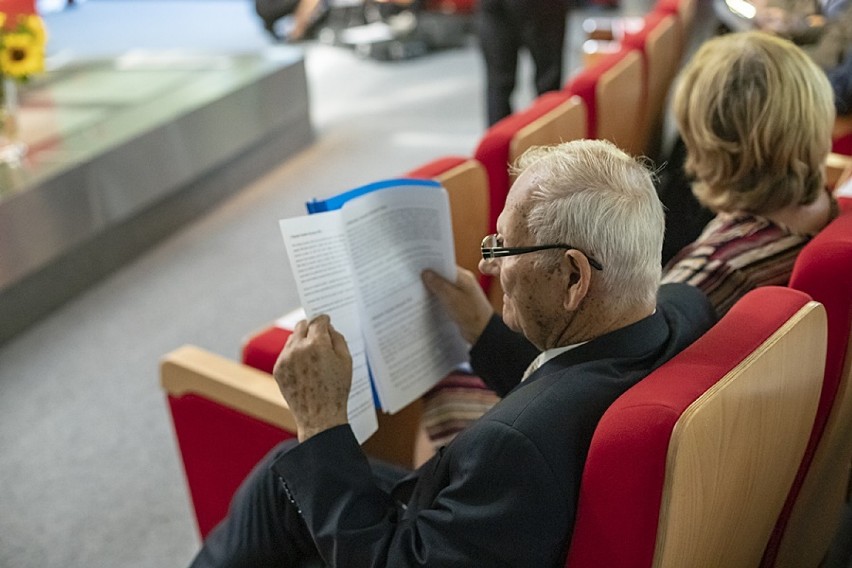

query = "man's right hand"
(273, 315), (352, 443)
(422, 267), (494, 345)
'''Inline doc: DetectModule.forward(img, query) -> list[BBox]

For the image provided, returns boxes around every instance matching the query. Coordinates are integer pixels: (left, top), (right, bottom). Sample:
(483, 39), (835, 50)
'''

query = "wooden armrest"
(161, 345), (297, 433)
(826, 152), (852, 191)
(162, 345), (424, 467)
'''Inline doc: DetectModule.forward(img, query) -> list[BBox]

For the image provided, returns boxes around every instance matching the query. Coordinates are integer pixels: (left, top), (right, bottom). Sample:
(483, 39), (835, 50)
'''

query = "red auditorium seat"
(621, 11), (680, 158)
(563, 46), (646, 157)
(162, 346), (299, 538)
(762, 197), (852, 568)
(473, 92), (587, 234)
(566, 286), (827, 568)
(162, 341), (429, 538)
(164, 287), (829, 549)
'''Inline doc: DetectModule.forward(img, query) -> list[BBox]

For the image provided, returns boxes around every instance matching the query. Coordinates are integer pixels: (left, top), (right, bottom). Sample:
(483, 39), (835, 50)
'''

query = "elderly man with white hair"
(190, 139), (717, 568)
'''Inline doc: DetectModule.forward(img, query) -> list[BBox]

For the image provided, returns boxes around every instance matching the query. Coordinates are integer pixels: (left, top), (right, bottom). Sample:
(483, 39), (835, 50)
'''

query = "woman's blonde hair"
(672, 31), (835, 214)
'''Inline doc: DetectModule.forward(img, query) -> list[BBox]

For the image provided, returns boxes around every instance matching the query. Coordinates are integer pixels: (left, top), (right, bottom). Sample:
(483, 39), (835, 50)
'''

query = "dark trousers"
(478, 0), (569, 125)
(189, 441), (410, 568)
(255, 0), (301, 24)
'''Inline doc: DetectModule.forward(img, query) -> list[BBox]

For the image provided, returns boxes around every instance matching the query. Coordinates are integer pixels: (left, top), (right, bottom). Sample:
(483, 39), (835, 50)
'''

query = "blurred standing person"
(751, 0), (851, 69)
(255, 0), (328, 41)
(478, 0), (570, 125)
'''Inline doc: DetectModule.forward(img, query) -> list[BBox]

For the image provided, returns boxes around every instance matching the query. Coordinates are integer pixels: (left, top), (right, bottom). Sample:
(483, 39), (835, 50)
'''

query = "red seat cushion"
(242, 326), (292, 373)
(832, 131), (852, 156)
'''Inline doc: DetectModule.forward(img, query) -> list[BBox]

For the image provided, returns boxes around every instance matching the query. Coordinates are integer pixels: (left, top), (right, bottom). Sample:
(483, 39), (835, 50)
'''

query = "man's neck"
(551, 303), (655, 348)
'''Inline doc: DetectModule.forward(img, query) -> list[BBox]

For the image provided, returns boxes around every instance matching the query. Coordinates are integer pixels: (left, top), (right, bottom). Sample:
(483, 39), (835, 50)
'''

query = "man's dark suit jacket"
(272, 283), (717, 567)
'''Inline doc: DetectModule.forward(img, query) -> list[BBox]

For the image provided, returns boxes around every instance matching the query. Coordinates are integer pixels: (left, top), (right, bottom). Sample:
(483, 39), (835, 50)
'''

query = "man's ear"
(562, 249), (592, 311)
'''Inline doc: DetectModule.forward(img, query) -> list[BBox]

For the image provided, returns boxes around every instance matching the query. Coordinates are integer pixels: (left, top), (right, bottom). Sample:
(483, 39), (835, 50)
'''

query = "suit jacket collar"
(524, 309), (668, 384)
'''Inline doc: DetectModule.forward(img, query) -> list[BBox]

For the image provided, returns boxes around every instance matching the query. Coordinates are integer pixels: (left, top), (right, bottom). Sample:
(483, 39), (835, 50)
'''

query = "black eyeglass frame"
(480, 234), (604, 271)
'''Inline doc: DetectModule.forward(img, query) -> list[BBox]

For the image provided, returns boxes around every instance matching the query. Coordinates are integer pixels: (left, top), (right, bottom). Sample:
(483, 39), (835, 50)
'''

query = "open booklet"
(279, 179), (469, 443)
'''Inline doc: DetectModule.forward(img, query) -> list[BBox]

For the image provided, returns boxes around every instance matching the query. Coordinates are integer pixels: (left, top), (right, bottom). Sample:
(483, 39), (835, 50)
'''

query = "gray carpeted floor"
(0, 0), (682, 566)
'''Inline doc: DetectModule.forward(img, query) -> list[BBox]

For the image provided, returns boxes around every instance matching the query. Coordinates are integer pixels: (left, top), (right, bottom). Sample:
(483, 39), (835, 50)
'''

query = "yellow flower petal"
(0, 13), (47, 81)
(1, 32), (44, 79)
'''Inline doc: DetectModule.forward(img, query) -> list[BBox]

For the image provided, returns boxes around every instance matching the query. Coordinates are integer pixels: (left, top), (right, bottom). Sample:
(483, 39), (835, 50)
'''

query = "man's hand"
(422, 267), (494, 345)
(273, 315), (352, 442)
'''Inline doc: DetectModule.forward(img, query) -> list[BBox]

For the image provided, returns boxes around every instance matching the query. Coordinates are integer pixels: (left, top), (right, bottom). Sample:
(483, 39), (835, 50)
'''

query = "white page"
(341, 185), (469, 413)
(279, 212), (379, 443)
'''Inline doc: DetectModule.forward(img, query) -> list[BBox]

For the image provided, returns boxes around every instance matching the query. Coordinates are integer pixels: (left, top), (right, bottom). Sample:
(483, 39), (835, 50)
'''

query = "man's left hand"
(273, 315), (352, 442)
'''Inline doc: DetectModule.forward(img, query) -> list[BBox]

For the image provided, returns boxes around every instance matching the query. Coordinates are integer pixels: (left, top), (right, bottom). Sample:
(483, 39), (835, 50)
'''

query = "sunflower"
(0, 32), (44, 79)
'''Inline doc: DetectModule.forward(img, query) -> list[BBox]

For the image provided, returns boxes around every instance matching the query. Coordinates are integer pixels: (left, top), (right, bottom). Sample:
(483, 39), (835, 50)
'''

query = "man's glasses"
(480, 234), (604, 271)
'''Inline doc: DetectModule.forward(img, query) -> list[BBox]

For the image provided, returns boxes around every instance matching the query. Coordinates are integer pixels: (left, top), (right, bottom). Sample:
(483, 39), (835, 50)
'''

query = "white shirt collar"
(521, 341), (588, 382)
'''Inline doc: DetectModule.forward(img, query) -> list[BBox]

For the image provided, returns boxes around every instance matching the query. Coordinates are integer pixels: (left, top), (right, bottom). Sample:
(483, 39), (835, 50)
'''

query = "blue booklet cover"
(306, 178), (441, 214)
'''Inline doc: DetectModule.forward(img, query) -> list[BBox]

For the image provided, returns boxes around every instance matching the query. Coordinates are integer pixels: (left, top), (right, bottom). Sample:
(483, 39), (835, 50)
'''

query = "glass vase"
(0, 76), (28, 165)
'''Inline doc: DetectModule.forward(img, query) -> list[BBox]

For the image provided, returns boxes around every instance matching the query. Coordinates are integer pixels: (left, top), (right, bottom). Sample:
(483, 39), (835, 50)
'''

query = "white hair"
(513, 139), (663, 314)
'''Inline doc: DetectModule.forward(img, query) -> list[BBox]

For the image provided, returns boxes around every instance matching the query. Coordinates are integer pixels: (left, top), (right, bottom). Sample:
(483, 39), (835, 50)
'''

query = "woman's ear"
(563, 249), (592, 312)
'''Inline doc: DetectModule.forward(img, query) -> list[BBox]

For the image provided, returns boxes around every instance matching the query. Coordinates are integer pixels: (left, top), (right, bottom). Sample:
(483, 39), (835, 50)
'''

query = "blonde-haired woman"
(662, 31), (838, 315)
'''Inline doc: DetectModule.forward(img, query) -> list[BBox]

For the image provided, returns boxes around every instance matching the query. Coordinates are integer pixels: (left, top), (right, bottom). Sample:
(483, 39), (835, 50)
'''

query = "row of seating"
(163, 184), (852, 568)
(162, 190), (852, 567)
(160, 0), (852, 563)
